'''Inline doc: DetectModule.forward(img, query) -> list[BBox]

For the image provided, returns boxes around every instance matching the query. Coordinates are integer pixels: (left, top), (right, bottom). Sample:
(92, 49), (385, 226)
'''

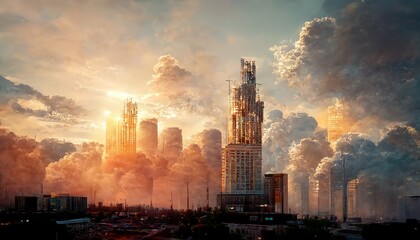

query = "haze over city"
(0, 0), (419, 223)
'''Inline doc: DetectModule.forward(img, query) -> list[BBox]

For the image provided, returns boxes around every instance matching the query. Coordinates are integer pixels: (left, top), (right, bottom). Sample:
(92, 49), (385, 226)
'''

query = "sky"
(0, 0), (419, 214)
(0, 0), (326, 144)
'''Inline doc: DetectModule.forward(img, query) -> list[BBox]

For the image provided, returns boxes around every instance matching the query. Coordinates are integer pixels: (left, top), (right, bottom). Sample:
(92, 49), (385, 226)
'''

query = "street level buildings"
(264, 173), (288, 214)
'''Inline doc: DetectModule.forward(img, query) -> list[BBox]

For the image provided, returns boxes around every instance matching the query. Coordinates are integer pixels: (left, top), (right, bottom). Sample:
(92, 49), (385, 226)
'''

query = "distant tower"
(327, 99), (344, 142)
(222, 59), (264, 195)
(105, 99), (138, 158)
(159, 127), (183, 164)
(347, 178), (359, 218)
(138, 118), (158, 157)
(264, 173), (288, 213)
(106, 115), (121, 156)
(121, 99), (138, 158)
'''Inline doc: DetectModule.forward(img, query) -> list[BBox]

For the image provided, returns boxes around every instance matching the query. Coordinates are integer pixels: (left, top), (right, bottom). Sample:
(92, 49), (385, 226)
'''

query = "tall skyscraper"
(327, 99), (344, 143)
(105, 99), (138, 158)
(264, 173), (288, 214)
(106, 115), (121, 156)
(138, 118), (158, 157)
(121, 99), (138, 157)
(219, 59), (264, 211)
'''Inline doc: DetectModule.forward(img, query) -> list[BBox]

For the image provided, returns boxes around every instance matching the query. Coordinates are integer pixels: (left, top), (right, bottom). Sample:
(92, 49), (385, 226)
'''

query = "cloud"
(0, 75), (86, 123)
(312, 125), (420, 219)
(0, 128), (46, 203)
(41, 126), (223, 208)
(147, 55), (219, 115)
(271, 0), (420, 129)
(40, 138), (76, 163)
(262, 109), (321, 173)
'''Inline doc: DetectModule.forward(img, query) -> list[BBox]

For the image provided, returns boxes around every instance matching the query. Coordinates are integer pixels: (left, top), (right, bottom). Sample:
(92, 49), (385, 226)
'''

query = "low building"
(264, 173), (288, 214)
(217, 193), (266, 212)
(399, 195), (420, 222)
(50, 194), (88, 213)
(15, 196), (38, 212)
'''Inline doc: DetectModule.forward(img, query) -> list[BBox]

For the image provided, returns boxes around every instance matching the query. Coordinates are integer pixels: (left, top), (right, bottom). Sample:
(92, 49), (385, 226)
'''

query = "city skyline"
(0, 0), (419, 221)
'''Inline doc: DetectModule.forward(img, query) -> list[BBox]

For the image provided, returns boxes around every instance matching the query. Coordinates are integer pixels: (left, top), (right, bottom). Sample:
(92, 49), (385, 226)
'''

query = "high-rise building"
(159, 127), (183, 164)
(106, 115), (121, 156)
(138, 118), (158, 157)
(327, 99), (344, 143)
(347, 178), (359, 218)
(106, 99), (138, 158)
(218, 59), (265, 211)
(317, 177), (330, 218)
(309, 176), (319, 216)
(264, 173), (288, 214)
(121, 99), (138, 157)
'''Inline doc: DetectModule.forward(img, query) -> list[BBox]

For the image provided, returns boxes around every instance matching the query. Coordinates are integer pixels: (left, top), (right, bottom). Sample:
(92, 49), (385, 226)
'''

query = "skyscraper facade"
(327, 99), (344, 143)
(348, 178), (359, 218)
(105, 99), (138, 158)
(222, 59), (264, 195)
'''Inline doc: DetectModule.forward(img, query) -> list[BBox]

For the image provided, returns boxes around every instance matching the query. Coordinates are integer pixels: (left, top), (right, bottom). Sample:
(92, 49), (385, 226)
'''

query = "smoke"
(192, 129), (222, 206)
(312, 126), (420, 220)
(44, 127), (222, 209)
(263, 110), (320, 173)
(0, 128), (46, 205)
(137, 118), (158, 158)
(147, 55), (220, 117)
(158, 127), (183, 164)
(44, 142), (104, 198)
(271, 0), (420, 129)
(268, 1), (420, 219)
(40, 138), (76, 163)
(152, 129), (222, 209)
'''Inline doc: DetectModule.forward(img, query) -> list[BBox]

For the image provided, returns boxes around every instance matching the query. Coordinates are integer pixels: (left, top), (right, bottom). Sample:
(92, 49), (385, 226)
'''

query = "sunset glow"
(0, 0), (419, 226)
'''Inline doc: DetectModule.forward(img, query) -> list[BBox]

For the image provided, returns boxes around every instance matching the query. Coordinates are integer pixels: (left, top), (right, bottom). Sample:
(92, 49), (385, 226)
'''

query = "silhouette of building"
(348, 178), (359, 218)
(219, 58), (264, 211)
(50, 194), (88, 213)
(15, 196), (38, 212)
(138, 118), (158, 157)
(264, 173), (288, 214)
(159, 127), (183, 164)
(14, 194), (87, 213)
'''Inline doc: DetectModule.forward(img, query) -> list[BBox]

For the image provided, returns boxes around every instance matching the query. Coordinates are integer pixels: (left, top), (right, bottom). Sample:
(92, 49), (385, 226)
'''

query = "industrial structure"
(106, 99), (138, 158)
(138, 118), (158, 157)
(219, 58), (264, 211)
(327, 99), (344, 143)
(264, 173), (288, 214)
